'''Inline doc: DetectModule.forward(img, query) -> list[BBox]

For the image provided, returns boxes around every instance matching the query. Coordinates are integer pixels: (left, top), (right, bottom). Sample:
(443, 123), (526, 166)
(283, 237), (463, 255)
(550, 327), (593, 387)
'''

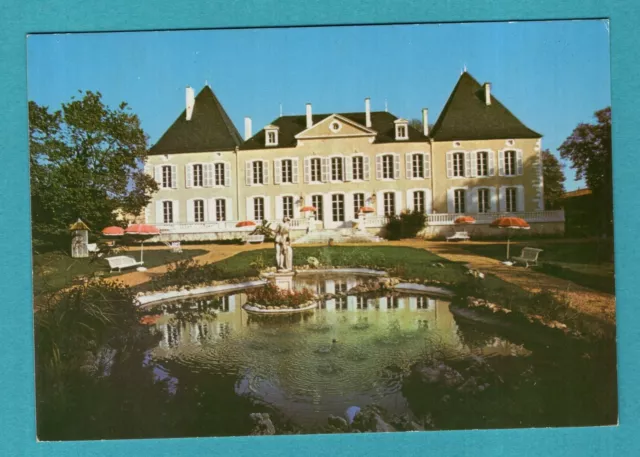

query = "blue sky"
(27, 20), (611, 191)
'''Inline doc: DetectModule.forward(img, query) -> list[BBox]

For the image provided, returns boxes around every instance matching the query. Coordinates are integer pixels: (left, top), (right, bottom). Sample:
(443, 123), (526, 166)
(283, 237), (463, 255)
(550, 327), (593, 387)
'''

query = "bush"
(251, 220), (276, 242)
(384, 210), (427, 240)
(246, 283), (315, 309)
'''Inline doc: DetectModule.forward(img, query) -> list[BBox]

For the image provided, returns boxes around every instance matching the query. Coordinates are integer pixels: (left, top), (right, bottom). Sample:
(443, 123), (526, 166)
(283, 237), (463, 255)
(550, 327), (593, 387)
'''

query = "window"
(252, 161), (264, 184)
(332, 194), (345, 222)
(335, 296), (347, 311)
(331, 157), (344, 181)
(388, 296), (399, 309)
(416, 296), (429, 310)
(353, 193), (365, 216)
(383, 192), (395, 216)
(478, 188), (491, 213)
(193, 164), (203, 187)
(220, 295), (231, 313)
(453, 152), (465, 177)
(266, 128), (278, 146)
(352, 156), (364, 180)
(216, 198), (226, 221)
(477, 151), (488, 177)
(454, 189), (466, 214)
(281, 159), (293, 183)
(505, 187), (517, 212)
(504, 150), (516, 176)
(166, 323), (181, 348)
(382, 154), (394, 179)
(335, 281), (347, 294)
(214, 163), (225, 186)
(412, 153), (425, 178)
(395, 123), (408, 140)
(312, 195), (323, 221)
(194, 199), (205, 222)
(356, 296), (366, 310)
(162, 165), (173, 188)
(282, 196), (294, 219)
(253, 197), (264, 221)
(310, 158), (322, 182)
(330, 121), (342, 132)
(413, 191), (425, 213)
(163, 201), (174, 223)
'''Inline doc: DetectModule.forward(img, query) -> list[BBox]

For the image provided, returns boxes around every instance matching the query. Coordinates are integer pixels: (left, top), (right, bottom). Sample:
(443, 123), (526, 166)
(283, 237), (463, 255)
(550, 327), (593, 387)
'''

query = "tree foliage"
(29, 91), (158, 249)
(541, 150), (566, 210)
(559, 107), (613, 235)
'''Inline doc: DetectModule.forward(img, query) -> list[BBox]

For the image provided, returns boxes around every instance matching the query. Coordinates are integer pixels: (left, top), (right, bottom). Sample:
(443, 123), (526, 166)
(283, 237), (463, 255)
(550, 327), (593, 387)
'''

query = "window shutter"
(469, 151), (477, 178)
(274, 159), (282, 185)
(376, 191), (384, 215)
(171, 165), (177, 189)
(155, 200), (164, 224)
(406, 190), (414, 212)
(470, 188), (478, 213)
(516, 150), (524, 175)
(488, 151), (496, 176)
(424, 152), (431, 178)
(262, 160), (269, 184)
(405, 153), (413, 179)
(517, 185), (525, 212)
(154, 166), (162, 186)
(245, 161), (252, 186)
(375, 155), (383, 180)
(425, 189), (433, 214)
(321, 157), (329, 183)
(226, 197), (233, 221)
(363, 155), (371, 180)
(224, 162), (231, 187)
(207, 198), (216, 222)
(186, 199), (194, 222)
(345, 193), (354, 222)
(490, 187), (498, 212)
(498, 186), (506, 212)
(263, 196), (271, 221)
(395, 191), (403, 215)
(498, 151), (505, 176)
(344, 156), (353, 181)
(394, 154), (401, 180)
(303, 157), (311, 183)
(185, 163), (193, 188)
(204, 163), (214, 187)
(464, 152), (472, 178)
(446, 189), (455, 213)
(446, 152), (453, 178)
(172, 200), (180, 222)
(275, 196), (283, 220)
(292, 158), (299, 184)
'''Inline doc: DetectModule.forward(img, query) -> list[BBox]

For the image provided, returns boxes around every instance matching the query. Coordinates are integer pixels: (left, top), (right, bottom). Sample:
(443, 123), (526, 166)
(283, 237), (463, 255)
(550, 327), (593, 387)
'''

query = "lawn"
(33, 248), (208, 296)
(459, 239), (615, 294)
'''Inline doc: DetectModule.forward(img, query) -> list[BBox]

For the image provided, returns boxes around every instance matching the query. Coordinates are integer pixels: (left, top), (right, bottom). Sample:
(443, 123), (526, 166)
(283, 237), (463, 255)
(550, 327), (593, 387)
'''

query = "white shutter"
(292, 158), (299, 184)
(262, 160), (269, 185)
(516, 150), (524, 175)
(345, 193), (354, 222)
(321, 157), (329, 182)
(488, 151), (496, 176)
(155, 200), (164, 224)
(246, 198), (253, 221)
(405, 153), (413, 179)
(470, 188), (478, 213)
(406, 190), (414, 212)
(186, 199), (194, 222)
(154, 166), (162, 186)
(172, 200), (180, 222)
(499, 186), (506, 212)
(204, 163), (214, 187)
(323, 194), (332, 226)
(224, 162), (231, 187)
(363, 155), (371, 180)
(304, 157), (311, 183)
(171, 165), (177, 189)
(469, 151), (477, 178)
(375, 155), (383, 180)
(226, 197), (233, 221)
(274, 159), (282, 185)
(344, 156), (353, 181)
(393, 154), (401, 180)
(464, 152), (472, 178)
(185, 163), (193, 188)
(425, 189), (433, 214)
(207, 198), (216, 222)
(264, 196), (271, 221)
(424, 152), (431, 178)
(498, 151), (505, 176)
(517, 185), (525, 211)
(446, 152), (453, 178)
(490, 187), (498, 212)
(447, 189), (455, 213)
(275, 196), (283, 220)
(395, 191), (403, 215)
(376, 191), (384, 216)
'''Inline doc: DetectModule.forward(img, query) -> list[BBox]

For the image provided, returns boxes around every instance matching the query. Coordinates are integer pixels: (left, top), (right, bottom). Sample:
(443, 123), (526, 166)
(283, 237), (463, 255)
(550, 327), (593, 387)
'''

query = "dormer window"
(394, 119), (409, 140)
(265, 125), (279, 146)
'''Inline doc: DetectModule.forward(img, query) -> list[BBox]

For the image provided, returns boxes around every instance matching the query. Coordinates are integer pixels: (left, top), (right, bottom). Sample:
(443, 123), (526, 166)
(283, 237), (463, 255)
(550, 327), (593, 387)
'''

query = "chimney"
(365, 98), (371, 128)
(185, 86), (195, 121)
(422, 108), (429, 136)
(484, 82), (491, 106)
(244, 117), (252, 140)
(306, 103), (313, 129)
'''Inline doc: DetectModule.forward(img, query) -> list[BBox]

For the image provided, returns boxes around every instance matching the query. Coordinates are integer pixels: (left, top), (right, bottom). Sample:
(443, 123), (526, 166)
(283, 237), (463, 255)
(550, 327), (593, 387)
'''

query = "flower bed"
(243, 283), (317, 314)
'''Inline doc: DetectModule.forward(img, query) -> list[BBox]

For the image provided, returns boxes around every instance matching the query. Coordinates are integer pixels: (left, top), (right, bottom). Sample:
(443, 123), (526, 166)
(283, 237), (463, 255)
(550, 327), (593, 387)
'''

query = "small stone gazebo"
(69, 218), (90, 258)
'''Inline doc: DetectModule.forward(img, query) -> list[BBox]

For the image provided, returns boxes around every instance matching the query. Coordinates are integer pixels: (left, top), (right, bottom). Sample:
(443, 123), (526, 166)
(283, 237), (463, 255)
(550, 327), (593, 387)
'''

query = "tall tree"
(29, 91), (158, 249)
(541, 149), (566, 210)
(559, 107), (613, 236)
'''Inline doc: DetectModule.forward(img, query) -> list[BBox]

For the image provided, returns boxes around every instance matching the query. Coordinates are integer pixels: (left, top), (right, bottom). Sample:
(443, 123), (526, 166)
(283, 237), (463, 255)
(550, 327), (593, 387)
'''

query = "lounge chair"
(105, 255), (143, 272)
(164, 241), (183, 253)
(511, 247), (543, 268)
(446, 231), (470, 242)
(246, 234), (265, 244)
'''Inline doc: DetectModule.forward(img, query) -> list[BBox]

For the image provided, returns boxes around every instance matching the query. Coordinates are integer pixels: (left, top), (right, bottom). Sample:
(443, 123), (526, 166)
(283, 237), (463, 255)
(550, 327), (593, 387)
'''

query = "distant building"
(144, 72), (565, 241)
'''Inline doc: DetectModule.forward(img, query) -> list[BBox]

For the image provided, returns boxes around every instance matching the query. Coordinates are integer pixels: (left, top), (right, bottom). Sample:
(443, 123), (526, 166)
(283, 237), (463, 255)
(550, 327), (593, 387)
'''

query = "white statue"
(282, 236), (293, 271)
(275, 217), (292, 271)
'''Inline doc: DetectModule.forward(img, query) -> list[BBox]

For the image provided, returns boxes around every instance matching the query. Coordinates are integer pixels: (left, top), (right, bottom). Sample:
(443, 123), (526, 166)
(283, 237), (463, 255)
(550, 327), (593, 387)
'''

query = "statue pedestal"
(265, 271), (295, 291)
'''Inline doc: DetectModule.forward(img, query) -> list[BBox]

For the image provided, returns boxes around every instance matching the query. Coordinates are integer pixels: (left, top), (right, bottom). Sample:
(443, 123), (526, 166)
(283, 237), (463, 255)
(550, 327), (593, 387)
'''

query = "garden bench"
(511, 247), (543, 268)
(446, 231), (470, 242)
(163, 241), (183, 253)
(105, 255), (143, 272)
(246, 234), (265, 244)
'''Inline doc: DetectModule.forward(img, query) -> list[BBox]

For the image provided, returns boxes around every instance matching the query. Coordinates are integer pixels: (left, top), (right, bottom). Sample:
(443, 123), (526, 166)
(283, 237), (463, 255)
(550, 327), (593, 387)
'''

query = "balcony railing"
(426, 210), (565, 226)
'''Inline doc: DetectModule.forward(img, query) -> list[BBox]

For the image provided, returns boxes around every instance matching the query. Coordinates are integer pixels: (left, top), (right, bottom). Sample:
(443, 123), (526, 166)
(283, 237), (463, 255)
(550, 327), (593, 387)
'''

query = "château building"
(144, 72), (564, 241)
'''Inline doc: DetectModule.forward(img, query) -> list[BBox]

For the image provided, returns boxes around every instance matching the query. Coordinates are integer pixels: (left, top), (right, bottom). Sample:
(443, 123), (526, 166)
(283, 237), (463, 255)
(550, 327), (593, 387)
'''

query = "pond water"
(145, 273), (534, 429)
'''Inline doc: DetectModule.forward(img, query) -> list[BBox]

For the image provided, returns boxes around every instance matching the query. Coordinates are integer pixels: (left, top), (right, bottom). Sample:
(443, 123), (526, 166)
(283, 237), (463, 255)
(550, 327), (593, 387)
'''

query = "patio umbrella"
(124, 223), (160, 265)
(490, 217), (530, 260)
(360, 206), (375, 213)
(300, 206), (317, 213)
(454, 216), (476, 225)
(101, 226), (124, 236)
(236, 220), (257, 228)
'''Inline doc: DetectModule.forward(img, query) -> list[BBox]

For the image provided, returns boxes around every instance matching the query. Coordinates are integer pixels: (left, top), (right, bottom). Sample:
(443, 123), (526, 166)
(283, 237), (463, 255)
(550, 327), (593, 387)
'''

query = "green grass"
(33, 248), (208, 295)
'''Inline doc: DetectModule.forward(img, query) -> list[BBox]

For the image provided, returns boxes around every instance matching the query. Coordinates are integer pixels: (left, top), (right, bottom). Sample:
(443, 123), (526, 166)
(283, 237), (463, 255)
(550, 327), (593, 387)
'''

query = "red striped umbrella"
(124, 224), (160, 265)
(360, 206), (375, 213)
(490, 217), (530, 259)
(101, 226), (125, 236)
(300, 206), (317, 212)
(454, 216), (476, 225)
(236, 220), (257, 228)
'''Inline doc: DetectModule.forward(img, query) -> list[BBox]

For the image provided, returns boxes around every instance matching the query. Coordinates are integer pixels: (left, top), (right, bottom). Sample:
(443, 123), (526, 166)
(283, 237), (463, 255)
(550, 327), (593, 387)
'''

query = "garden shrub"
(246, 283), (315, 309)
(383, 210), (427, 240)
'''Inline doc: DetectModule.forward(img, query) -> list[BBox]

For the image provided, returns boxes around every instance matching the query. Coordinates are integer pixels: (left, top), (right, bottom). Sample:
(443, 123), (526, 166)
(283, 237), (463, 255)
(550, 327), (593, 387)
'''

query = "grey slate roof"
(149, 86), (242, 155)
(240, 111), (428, 150)
(429, 72), (541, 141)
